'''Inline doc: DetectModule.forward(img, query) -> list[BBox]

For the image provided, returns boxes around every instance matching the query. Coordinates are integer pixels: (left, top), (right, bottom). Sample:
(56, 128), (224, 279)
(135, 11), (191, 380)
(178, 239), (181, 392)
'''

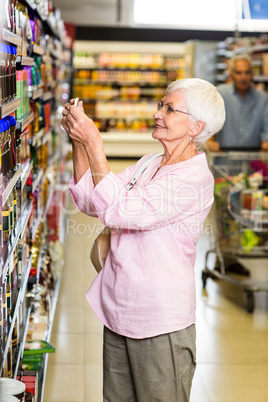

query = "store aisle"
(44, 159), (268, 402)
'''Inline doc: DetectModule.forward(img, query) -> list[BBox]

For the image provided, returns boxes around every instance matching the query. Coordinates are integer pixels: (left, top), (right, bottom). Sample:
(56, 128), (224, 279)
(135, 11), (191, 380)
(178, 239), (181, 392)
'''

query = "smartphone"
(74, 98), (79, 108)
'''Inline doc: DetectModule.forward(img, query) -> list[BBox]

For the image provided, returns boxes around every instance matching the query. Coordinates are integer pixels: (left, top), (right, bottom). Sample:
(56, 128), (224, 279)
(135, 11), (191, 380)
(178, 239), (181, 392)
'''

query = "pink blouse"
(69, 152), (214, 339)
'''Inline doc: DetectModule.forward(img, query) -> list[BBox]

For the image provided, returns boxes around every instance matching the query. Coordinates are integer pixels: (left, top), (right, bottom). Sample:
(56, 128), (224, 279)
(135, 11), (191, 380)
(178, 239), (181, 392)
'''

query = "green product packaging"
(23, 340), (55, 355)
(15, 71), (24, 120)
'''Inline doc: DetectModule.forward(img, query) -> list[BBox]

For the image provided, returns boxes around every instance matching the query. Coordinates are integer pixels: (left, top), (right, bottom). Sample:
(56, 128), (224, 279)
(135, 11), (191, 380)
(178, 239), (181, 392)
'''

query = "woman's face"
(152, 90), (194, 146)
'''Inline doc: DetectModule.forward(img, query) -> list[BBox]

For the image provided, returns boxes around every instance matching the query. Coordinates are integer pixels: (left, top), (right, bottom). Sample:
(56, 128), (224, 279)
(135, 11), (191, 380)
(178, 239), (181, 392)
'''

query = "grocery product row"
(72, 48), (185, 141)
(0, 1), (71, 401)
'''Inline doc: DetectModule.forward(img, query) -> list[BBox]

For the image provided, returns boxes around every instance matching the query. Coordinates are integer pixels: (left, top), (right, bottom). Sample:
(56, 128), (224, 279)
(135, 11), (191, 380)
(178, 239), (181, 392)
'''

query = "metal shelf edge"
(21, 160), (33, 190)
(0, 98), (21, 119)
(0, 254), (32, 374)
(2, 28), (22, 46)
(17, 112), (35, 132)
(2, 166), (22, 207)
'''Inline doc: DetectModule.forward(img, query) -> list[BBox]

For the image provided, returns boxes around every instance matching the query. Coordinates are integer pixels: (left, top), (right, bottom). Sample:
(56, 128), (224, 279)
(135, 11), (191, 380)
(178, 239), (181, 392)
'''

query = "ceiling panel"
(53, 0), (130, 26)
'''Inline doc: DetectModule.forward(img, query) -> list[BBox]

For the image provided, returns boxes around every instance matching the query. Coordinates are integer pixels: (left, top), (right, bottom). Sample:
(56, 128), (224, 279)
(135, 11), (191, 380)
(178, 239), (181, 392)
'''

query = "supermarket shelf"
(39, 271), (62, 402)
(13, 305), (32, 379)
(43, 185), (54, 217)
(253, 44), (268, 52)
(30, 128), (45, 147)
(16, 56), (34, 66)
(16, 112), (35, 132)
(33, 44), (44, 56)
(21, 160), (33, 190)
(78, 80), (166, 86)
(0, 199), (33, 281)
(43, 55), (53, 64)
(43, 130), (52, 144)
(24, 0), (37, 10)
(0, 98), (21, 119)
(2, 166), (22, 207)
(43, 92), (53, 102)
(29, 88), (44, 100)
(252, 60), (262, 67)
(253, 75), (268, 82)
(0, 254), (33, 375)
(1, 28), (22, 46)
(31, 168), (44, 194)
(101, 132), (163, 157)
(75, 67), (174, 72)
(20, 200), (34, 242)
(30, 207), (44, 241)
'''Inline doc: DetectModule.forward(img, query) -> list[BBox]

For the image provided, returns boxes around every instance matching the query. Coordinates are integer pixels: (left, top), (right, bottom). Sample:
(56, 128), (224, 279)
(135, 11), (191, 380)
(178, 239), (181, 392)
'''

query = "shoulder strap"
(125, 153), (163, 191)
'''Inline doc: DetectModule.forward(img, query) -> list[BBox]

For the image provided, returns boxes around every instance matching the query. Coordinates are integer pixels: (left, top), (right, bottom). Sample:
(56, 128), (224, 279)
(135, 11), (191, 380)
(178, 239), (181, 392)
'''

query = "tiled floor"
(44, 159), (268, 402)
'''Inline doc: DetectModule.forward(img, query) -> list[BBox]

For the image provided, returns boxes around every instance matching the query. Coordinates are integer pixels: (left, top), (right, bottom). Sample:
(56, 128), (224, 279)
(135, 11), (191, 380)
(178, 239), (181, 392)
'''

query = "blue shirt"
(215, 83), (268, 148)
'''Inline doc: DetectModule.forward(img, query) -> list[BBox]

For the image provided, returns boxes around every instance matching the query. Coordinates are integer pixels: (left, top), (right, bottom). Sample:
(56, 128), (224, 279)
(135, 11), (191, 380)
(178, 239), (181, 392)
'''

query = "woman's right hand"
(62, 98), (84, 134)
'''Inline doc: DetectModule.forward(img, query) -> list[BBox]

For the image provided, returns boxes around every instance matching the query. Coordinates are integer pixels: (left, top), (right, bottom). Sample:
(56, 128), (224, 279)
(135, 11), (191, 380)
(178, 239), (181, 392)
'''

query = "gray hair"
(166, 78), (226, 149)
(229, 54), (253, 73)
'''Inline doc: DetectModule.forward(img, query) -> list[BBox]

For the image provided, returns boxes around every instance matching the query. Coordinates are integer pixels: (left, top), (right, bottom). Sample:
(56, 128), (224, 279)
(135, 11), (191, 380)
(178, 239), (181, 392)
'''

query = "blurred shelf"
(253, 75), (268, 82)
(29, 88), (44, 100)
(0, 98), (21, 118)
(2, 166), (22, 207)
(33, 44), (44, 56)
(0, 254), (33, 375)
(16, 56), (34, 66)
(16, 112), (34, 132)
(1, 28), (22, 46)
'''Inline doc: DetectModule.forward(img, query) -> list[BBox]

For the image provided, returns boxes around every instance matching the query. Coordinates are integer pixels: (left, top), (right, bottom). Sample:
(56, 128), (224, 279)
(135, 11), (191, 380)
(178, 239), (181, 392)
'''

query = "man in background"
(207, 54), (268, 276)
(208, 53), (268, 152)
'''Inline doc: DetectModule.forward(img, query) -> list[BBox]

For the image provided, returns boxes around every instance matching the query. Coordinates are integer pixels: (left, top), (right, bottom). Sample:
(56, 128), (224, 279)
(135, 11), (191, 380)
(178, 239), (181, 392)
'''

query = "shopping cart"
(202, 151), (268, 313)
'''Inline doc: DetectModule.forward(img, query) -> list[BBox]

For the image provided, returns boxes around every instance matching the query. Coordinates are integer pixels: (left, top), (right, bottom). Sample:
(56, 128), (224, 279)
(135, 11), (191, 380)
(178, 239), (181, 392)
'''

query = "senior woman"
(62, 78), (225, 402)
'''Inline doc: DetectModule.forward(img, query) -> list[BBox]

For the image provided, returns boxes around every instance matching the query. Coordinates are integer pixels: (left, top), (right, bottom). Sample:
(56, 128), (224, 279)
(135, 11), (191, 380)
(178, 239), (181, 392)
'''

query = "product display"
(0, 0), (71, 400)
(0, 377), (26, 400)
(73, 50), (185, 133)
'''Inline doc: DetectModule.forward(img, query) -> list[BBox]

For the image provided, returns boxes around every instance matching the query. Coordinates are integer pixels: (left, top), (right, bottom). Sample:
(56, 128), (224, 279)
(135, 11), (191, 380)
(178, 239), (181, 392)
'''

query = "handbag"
(90, 153), (162, 272)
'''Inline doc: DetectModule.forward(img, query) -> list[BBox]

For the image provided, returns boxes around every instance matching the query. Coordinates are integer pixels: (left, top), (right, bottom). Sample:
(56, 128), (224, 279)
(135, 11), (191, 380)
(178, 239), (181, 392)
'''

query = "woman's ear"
(191, 121), (205, 137)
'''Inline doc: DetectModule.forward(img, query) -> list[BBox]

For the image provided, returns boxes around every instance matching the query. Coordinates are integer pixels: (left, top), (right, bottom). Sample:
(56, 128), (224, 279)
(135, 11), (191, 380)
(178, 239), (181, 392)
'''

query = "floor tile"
(84, 364), (103, 401)
(43, 364), (84, 401)
(198, 364), (268, 402)
(84, 304), (104, 334)
(49, 333), (84, 364)
(52, 306), (85, 334)
(190, 367), (210, 402)
(197, 329), (268, 364)
(84, 333), (103, 364)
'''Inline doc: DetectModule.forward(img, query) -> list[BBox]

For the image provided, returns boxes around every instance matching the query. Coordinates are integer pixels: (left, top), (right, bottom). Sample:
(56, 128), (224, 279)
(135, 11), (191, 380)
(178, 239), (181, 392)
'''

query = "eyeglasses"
(157, 100), (190, 116)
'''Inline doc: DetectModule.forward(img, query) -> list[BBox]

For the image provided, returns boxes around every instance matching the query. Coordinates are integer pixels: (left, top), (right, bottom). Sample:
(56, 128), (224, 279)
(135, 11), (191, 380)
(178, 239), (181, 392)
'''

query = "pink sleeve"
(88, 166), (214, 230)
(69, 167), (98, 217)
(68, 155), (151, 218)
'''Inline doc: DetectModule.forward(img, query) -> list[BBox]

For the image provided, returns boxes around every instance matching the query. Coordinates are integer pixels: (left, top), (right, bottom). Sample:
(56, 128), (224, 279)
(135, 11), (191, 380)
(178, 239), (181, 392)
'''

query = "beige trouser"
(103, 324), (196, 402)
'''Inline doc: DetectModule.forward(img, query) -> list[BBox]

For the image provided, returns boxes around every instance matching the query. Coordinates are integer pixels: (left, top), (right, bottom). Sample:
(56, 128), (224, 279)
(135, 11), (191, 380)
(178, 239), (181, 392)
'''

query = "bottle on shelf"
(2, 198), (10, 243)
(0, 285), (3, 353)
(1, 282), (7, 345)
(5, 115), (17, 173)
(0, 43), (6, 106)
(10, 46), (17, 100)
(1, 118), (11, 177)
